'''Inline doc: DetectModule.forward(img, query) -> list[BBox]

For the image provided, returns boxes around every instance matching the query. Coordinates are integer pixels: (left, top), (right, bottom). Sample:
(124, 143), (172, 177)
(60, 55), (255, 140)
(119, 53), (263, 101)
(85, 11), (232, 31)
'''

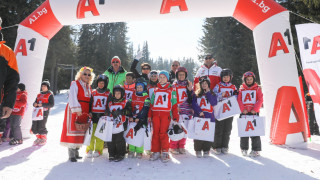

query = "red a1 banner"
(296, 23), (320, 133)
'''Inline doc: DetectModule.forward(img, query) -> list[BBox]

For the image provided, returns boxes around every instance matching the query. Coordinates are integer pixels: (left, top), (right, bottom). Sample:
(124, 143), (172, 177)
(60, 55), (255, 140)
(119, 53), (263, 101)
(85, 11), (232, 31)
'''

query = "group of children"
(85, 65), (263, 163)
(0, 80), (55, 147)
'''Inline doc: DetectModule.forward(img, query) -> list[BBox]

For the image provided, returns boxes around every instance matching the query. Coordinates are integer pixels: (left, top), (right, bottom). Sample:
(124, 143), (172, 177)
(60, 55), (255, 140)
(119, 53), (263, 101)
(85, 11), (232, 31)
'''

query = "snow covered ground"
(0, 92), (320, 180)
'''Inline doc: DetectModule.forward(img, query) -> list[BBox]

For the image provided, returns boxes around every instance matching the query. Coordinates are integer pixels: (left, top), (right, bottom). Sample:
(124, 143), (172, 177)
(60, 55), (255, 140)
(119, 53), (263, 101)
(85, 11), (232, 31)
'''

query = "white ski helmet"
(167, 122), (186, 141)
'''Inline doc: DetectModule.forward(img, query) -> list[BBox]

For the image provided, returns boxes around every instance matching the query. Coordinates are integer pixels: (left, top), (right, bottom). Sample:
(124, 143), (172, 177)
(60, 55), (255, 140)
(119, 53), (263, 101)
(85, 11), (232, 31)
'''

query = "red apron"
(60, 80), (91, 148)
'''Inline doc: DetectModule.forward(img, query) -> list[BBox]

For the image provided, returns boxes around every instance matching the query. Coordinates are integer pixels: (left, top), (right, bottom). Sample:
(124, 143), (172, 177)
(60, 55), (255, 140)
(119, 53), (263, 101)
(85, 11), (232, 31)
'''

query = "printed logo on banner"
(29, 8), (48, 25)
(14, 38), (36, 56)
(270, 86), (308, 144)
(233, 0), (286, 30)
(250, 0), (271, 13)
(303, 36), (320, 55)
(77, 0), (100, 19)
(160, 0), (188, 14)
(269, 29), (292, 57)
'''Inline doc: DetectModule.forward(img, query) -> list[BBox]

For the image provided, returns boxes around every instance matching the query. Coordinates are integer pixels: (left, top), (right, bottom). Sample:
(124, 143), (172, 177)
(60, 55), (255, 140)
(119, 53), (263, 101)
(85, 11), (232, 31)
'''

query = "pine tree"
(43, 26), (77, 93)
(180, 57), (199, 82)
(0, 0), (44, 48)
(77, 22), (129, 76)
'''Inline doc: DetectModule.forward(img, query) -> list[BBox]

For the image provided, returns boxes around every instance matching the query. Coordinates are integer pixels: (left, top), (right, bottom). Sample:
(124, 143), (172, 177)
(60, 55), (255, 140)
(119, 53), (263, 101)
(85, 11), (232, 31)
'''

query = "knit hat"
(41, 79), (50, 89)
(111, 56), (121, 64)
(135, 77), (147, 93)
(159, 70), (169, 81)
(18, 83), (25, 91)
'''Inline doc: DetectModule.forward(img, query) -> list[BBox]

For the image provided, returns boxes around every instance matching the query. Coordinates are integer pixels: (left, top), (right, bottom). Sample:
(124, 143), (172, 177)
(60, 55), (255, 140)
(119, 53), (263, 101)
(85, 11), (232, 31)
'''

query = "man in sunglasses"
(104, 56), (127, 93)
(194, 54), (222, 90)
(169, 61), (180, 84)
(130, 51), (151, 81)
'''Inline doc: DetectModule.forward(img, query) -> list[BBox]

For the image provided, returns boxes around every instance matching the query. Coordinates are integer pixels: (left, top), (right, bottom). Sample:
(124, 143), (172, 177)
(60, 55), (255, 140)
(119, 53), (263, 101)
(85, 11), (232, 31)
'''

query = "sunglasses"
(112, 61), (120, 64)
(205, 56), (213, 60)
(142, 68), (150, 70)
(83, 73), (91, 77)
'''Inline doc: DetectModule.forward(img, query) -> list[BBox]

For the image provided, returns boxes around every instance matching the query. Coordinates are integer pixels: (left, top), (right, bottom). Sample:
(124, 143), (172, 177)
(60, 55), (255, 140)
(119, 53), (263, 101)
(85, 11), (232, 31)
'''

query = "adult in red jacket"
(194, 54), (222, 91)
(60, 67), (95, 162)
(8, 83), (27, 145)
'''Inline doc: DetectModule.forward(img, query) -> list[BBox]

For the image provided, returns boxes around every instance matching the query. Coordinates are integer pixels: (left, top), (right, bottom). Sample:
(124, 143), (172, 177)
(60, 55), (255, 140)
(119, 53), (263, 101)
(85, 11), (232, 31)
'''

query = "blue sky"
(127, 18), (205, 62)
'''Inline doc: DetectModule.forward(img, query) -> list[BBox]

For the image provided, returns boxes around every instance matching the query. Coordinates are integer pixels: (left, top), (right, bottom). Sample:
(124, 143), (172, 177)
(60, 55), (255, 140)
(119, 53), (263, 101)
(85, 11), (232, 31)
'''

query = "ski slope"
(0, 91), (319, 180)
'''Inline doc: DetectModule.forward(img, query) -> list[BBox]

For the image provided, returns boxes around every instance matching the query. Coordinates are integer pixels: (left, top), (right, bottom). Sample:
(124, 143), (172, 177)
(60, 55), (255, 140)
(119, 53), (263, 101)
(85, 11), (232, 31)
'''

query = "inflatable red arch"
(14, 0), (309, 147)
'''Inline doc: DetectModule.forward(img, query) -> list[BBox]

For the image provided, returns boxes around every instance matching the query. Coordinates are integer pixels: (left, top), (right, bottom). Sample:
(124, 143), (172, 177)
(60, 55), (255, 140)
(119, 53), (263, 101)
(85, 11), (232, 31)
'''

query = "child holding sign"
(192, 76), (217, 158)
(86, 74), (110, 158)
(170, 67), (193, 155)
(149, 70), (179, 163)
(212, 68), (237, 155)
(106, 85), (132, 162)
(32, 80), (54, 146)
(127, 78), (150, 159)
(237, 71), (263, 157)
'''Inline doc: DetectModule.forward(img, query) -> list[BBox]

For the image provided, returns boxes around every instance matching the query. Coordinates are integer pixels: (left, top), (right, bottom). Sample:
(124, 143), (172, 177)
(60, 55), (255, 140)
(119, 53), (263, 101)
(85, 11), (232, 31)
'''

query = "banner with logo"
(296, 23), (320, 133)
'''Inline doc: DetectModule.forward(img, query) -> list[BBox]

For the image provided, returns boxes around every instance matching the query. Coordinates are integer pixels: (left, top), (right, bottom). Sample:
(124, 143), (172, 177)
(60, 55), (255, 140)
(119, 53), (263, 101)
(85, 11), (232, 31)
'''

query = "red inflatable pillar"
(270, 86), (308, 144)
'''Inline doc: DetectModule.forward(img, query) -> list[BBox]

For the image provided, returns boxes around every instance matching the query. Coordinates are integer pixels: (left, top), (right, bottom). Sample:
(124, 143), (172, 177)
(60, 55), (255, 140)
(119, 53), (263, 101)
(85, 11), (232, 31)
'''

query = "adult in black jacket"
(130, 51), (151, 81)
(169, 60), (180, 84)
(0, 21), (20, 142)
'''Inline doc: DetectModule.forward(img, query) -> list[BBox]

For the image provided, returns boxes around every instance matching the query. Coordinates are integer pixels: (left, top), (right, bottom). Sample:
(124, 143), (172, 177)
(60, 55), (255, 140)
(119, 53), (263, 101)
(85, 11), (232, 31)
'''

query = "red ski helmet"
(175, 67), (188, 78)
(199, 76), (210, 88)
(242, 71), (256, 83)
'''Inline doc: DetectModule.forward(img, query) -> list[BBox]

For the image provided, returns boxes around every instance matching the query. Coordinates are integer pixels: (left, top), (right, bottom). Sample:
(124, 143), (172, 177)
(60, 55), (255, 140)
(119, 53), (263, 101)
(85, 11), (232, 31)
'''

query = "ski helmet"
(167, 123), (185, 141)
(41, 79), (50, 89)
(220, 68), (233, 82)
(96, 74), (109, 90)
(113, 85), (125, 99)
(242, 71), (256, 83)
(175, 66), (188, 78)
(135, 77), (148, 92)
(199, 76), (211, 88)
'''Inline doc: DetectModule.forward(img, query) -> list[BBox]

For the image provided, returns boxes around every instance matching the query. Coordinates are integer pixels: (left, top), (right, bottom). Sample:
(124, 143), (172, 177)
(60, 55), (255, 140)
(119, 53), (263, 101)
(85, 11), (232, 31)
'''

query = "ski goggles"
(98, 74), (107, 80)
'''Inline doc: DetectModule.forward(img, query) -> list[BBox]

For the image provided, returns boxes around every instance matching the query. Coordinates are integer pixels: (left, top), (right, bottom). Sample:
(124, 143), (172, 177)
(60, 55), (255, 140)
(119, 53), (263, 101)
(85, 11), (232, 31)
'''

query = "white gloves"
(134, 51), (144, 60)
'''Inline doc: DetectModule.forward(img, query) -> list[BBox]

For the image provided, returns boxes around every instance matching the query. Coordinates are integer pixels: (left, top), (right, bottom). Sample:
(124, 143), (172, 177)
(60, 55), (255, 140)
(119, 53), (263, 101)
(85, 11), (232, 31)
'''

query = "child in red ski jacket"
(149, 70), (179, 163)
(237, 71), (263, 157)
(9, 83), (27, 145)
